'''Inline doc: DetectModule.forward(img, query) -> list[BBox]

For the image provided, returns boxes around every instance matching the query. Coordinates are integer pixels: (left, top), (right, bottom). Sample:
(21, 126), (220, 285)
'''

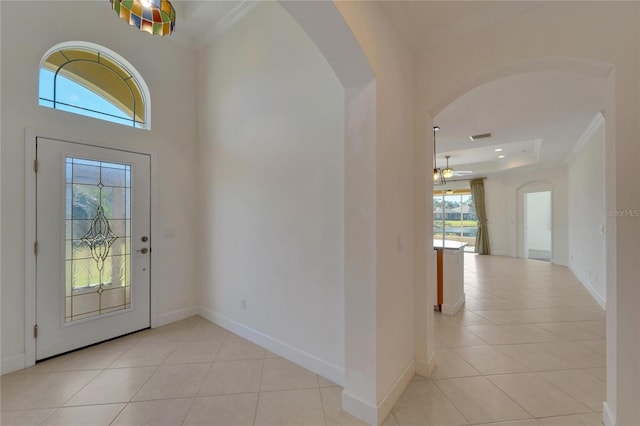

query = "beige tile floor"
(0, 317), (366, 426)
(388, 254), (605, 426)
(1, 254), (605, 425)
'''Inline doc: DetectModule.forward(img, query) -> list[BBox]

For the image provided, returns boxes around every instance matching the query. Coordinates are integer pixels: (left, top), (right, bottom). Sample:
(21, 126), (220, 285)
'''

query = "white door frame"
(24, 128), (159, 367)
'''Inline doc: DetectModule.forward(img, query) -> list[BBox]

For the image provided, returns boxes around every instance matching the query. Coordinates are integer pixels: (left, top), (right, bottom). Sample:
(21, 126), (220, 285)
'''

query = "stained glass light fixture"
(111, 0), (176, 36)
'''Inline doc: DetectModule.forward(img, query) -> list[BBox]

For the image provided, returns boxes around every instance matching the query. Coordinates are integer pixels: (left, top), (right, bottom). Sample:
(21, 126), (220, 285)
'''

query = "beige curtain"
(470, 178), (490, 254)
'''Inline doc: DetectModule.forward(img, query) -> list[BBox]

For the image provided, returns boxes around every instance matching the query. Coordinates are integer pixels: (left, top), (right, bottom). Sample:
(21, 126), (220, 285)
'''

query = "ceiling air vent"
(469, 132), (492, 141)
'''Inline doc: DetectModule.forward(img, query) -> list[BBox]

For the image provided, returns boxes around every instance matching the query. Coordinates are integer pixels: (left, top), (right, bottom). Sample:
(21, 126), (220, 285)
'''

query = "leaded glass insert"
(65, 157), (131, 322)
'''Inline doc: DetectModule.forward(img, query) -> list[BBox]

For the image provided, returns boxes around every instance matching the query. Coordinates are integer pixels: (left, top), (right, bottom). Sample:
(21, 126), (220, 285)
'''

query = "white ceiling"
(377, 1), (548, 51)
(377, 1), (608, 179)
(434, 71), (607, 178)
(170, 0), (257, 47)
(167, 1), (608, 179)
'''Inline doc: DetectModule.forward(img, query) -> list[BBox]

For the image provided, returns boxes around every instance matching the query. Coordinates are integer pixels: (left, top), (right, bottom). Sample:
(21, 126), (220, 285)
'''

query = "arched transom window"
(39, 42), (150, 129)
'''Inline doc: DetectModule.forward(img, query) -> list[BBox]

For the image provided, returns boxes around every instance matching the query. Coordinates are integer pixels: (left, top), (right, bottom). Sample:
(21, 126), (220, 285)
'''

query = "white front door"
(36, 137), (151, 360)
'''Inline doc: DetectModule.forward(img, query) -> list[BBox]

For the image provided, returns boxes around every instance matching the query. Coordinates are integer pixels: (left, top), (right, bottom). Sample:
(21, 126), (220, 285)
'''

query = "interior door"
(36, 137), (151, 360)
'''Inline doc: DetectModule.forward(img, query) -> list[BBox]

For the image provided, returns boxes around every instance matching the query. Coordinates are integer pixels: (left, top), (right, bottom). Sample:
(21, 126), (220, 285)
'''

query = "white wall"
(334, 2), (418, 421)
(275, 4), (379, 418)
(568, 117), (606, 307)
(1, 1), (198, 372)
(198, 3), (419, 423)
(484, 166), (568, 265)
(196, 2), (346, 380)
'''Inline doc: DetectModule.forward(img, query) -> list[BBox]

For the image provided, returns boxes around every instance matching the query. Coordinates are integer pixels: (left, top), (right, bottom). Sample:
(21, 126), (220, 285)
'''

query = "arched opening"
(429, 56), (616, 424)
(432, 62), (610, 264)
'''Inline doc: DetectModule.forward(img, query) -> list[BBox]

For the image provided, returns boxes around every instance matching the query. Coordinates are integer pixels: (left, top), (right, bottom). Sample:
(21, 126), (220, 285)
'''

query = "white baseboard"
(569, 265), (606, 310)
(552, 258), (568, 267)
(155, 306), (198, 328)
(342, 389), (378, 426)
(342, 358), (416, 425)
(1, 353), (26, 375)
(415, 351), (437, 378)
(585, 284), (606, 310)
(441, 293), (465, 316)
(603, 401), (614, 426)
(377, 358), (415, 424)
(198, 306), (344, 386)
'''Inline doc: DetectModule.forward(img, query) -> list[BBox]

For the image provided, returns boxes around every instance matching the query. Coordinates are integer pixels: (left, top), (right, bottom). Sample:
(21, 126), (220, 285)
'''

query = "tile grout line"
(180, 337), (220, 426)
(51, 369), (104, 411)
(432, 255), (606, 423)
(113, 325), (195, 419)
(316, 379), (328, 426)
(251, 347), (267, 426)
(112, 320), (202, 425)
(429, 379), (472, 425)
(388, 410), (400, 426)
(108, 402), (133, 426)
(531, 370), (600, 414)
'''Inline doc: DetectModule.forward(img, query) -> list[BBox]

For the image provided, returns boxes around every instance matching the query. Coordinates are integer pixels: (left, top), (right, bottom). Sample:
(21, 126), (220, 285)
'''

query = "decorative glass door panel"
(36, 137), (150, 360)
(65, 158), (132, 322)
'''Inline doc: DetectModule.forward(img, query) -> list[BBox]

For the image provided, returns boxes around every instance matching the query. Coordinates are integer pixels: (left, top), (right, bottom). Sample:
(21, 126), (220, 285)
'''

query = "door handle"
(136, 247), (149, 254)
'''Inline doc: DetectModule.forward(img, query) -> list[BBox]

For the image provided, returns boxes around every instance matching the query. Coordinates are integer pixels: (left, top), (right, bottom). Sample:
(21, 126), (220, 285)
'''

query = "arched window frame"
(39, 41), (151, 130)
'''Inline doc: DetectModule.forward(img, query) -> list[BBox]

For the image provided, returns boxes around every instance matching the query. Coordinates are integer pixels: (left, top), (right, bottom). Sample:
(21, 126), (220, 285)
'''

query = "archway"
(278, 2), (381, 423)
(426, 56), (617, 425)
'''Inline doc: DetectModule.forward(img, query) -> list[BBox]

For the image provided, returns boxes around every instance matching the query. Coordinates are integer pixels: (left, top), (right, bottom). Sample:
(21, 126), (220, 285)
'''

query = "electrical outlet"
(241, 298), (246, 310)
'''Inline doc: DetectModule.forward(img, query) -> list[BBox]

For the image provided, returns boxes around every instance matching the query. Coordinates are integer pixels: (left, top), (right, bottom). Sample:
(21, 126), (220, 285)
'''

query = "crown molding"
(202, 1), (258, 47)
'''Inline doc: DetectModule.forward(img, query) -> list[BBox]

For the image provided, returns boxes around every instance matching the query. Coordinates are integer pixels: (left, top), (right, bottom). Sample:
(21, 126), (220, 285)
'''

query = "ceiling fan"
(441, 155), (473, 179)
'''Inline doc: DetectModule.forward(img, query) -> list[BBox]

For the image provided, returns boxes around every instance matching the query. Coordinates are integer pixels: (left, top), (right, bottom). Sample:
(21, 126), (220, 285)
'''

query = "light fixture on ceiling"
(469, 132), (492, 141)
(442, 155), (454, 179)
(494, 148), (503, 152)
(111, 0), (176, 36)
(498, 155), (506, 159)
(433, 126), (446, 185)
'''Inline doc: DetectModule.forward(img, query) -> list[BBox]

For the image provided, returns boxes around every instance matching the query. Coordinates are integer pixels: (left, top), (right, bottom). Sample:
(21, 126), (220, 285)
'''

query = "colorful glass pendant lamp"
(111, 0), (176, 36)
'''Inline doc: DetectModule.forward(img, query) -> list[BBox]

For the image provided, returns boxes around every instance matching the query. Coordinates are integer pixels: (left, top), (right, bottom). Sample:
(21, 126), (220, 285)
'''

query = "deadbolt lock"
(141, 236), (149, 242)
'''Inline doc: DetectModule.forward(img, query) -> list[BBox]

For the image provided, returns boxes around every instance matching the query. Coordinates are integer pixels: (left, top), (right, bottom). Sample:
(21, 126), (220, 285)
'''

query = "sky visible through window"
(39, 68), (138, 127)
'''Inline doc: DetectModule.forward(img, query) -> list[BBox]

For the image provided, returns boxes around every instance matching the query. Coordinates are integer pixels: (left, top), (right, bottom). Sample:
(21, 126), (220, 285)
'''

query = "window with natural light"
(434, 189), (477, 251)
(39, 43), (148, 129)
